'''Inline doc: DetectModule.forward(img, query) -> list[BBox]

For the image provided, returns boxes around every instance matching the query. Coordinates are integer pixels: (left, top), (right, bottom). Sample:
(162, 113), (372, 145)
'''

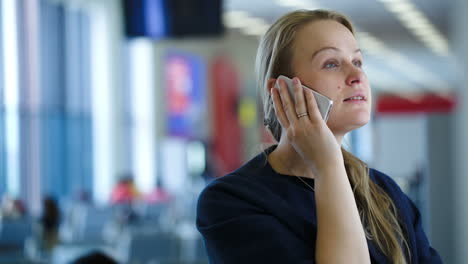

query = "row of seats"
(0, 198), (207, 264)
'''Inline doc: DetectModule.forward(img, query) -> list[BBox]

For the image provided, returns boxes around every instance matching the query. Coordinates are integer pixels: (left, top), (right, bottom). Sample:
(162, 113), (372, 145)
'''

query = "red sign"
(210, 56), (242, 177)
(376, 93), (457, 114)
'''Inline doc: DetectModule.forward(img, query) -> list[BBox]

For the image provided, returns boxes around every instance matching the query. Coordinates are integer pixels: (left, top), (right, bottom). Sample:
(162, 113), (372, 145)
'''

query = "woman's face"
(290, 19), (372, 136)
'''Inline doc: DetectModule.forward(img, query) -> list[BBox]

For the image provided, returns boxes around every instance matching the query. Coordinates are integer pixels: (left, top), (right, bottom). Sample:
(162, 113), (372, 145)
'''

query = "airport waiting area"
(0, 187), (208, 264)
(2, 0), (468, 263)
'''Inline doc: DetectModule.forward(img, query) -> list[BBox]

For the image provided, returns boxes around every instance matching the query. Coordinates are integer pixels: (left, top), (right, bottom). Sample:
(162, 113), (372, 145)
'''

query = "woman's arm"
(314, 163), (370, 264)
(271, 77), (370, 263)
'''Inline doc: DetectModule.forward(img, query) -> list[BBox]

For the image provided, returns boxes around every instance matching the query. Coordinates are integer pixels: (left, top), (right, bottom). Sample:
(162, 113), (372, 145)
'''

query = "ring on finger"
(297, 112), (308, 118)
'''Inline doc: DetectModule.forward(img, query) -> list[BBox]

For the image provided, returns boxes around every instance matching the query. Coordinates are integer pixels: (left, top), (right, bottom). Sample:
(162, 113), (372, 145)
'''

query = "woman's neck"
(267, 133), (343, 179)
(267, 142), (316, 179)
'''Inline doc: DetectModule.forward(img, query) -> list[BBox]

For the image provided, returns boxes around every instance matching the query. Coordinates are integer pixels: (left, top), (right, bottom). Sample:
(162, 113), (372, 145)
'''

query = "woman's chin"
(354, 114), (371, 127)
(327, 115), (370, 134)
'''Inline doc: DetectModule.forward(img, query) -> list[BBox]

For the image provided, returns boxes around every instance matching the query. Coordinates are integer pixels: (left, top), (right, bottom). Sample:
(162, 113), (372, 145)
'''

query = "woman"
(39, 196), (61, 251)
(196, 9), (442, 264)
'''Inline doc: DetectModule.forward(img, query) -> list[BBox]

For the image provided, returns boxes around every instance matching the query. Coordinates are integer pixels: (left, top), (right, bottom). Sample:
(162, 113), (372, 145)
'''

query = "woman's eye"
(353, 60), (363, 68)
(324, 61), (338, 69)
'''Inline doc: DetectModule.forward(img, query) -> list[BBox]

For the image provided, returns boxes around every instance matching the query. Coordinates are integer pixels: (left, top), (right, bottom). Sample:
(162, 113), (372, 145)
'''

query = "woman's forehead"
(293, 20), (358, 53)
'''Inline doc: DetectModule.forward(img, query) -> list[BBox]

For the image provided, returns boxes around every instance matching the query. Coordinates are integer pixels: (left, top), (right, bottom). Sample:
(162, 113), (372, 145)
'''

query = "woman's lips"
(343, 96), (366, 102)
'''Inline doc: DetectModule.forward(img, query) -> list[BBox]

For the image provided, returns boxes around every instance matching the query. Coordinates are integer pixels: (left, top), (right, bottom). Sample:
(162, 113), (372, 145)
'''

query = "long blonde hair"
(256, 9), (410, 264)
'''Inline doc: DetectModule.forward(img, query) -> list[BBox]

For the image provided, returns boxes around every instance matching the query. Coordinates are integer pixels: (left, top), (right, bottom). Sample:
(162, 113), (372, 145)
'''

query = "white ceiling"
(224, 0), (458, 93)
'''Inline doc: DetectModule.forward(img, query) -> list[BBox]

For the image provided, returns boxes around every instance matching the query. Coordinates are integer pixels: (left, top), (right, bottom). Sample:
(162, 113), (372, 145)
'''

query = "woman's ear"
(267, 78), (277, 95)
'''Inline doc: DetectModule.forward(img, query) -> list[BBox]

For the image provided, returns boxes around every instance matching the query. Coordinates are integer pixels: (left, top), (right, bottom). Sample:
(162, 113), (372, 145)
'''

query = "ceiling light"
(223, 10), (270, 37)
(357, 31), (449, 90)
(241, 24), (270, 36)
(356, 32), (391, 55)
(376, 0), (449, 56)
(387, 1), (413, 13)
(223, 10), (249, 28)
(242, 17), (268, 28)
(275, 0), (319, 9)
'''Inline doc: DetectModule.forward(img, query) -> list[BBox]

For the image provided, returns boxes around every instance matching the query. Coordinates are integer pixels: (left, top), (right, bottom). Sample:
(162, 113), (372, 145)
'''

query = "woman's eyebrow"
(311, 47), (362, 60)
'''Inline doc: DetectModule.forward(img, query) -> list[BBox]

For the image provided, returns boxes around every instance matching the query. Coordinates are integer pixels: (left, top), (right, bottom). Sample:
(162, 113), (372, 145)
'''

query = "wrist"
(312, 159), (346, 180)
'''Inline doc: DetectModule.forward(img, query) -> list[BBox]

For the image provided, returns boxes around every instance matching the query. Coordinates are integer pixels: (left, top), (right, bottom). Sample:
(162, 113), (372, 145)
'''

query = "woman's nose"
(345, 66), (363, 86)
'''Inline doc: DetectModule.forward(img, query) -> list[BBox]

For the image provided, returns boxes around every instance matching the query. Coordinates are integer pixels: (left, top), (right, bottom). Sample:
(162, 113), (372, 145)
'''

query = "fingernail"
(293, 77), (298, 84)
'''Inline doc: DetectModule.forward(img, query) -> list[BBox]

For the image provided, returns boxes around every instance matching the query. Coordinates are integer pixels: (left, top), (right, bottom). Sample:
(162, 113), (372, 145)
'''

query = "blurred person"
(39, 195), (61, 251)
(71, 250), (118, 264)
(0, 194), (26, 219)
(110, 174), (141, 228)
(110, 174), (140, 204)
(196, 9), (442, 264)
(145, 181), (172, 204)
(59, 189), (92, 243)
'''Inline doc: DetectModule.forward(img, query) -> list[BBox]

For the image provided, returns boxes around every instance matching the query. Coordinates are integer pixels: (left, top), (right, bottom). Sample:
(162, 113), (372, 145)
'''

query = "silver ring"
(297, 112), (308, 118)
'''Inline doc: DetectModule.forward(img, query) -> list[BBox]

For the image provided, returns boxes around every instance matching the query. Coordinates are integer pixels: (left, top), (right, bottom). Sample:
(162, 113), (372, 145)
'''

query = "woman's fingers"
(271, 87), (290, 128)
(293, 77), (308, 120)
(277, 78), (298, 123)
(304, 88), (323, 122)
(272, 76), (324, 129)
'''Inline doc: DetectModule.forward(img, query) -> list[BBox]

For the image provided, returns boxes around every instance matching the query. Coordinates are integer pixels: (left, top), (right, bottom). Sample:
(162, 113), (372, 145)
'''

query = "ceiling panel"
(224, 0), (458, 93)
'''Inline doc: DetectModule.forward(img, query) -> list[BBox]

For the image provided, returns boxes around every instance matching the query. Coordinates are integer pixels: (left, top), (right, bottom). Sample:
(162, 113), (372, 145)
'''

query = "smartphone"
(276, 75), (333, 122)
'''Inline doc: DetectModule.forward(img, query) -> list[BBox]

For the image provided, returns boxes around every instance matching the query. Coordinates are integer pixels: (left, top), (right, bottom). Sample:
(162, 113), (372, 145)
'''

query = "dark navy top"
(196, 149), (443, 264)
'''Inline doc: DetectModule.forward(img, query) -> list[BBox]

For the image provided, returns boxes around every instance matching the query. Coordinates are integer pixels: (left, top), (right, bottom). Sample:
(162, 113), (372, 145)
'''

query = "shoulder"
(369, 168), (413, 212)
(369, 168), (406, 197)
(369, 170), (443, 262)
(198, 151), (269, 200)
(196, 152), (273, 223)
(368, 168), (418, 221)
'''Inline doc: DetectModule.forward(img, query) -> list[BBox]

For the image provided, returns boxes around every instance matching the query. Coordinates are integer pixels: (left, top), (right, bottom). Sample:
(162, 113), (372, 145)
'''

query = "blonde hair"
(256, 9), (410, 264)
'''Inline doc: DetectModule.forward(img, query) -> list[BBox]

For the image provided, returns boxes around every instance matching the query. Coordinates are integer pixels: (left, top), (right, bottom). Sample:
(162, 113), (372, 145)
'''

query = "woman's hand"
(270, 77), (343, 177)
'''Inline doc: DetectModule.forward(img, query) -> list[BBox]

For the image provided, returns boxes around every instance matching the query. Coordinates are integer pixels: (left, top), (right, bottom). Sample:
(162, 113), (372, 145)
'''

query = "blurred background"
(0, 0), (467, 263)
